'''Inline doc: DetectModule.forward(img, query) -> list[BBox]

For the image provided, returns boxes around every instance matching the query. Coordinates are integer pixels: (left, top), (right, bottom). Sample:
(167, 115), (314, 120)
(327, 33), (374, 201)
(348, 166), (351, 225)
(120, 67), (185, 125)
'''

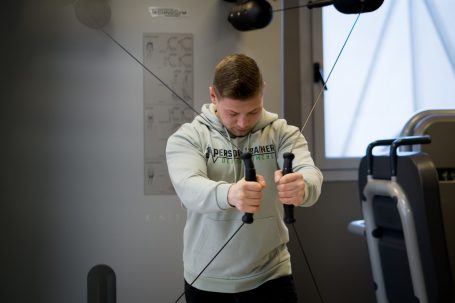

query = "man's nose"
(237, 116), (248, 128)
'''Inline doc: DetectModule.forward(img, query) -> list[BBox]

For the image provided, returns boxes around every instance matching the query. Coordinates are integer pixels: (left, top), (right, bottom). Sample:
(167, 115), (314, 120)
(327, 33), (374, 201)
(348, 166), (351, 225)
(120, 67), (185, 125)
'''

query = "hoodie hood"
(196, 103), (279, 136)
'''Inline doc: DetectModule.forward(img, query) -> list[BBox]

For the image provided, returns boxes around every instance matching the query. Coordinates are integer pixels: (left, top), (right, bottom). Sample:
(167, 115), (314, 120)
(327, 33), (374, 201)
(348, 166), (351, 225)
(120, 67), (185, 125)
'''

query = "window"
(313, 0), (455, 179)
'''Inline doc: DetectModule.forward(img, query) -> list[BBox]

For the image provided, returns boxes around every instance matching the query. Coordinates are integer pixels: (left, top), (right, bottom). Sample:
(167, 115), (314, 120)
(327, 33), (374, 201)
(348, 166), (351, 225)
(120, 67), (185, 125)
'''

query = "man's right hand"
(227, 175), (266, 213)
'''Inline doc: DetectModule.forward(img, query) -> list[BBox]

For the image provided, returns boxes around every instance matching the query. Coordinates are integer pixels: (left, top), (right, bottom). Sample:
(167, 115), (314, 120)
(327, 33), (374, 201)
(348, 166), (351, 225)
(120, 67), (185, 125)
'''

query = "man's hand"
(228, 175), (266, 213)
(274, 170), (305, 206)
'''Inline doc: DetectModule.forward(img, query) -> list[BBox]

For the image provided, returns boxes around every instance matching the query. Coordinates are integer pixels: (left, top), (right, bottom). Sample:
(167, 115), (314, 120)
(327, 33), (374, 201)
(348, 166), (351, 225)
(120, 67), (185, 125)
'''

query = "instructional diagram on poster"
(143, 33), (194, 195)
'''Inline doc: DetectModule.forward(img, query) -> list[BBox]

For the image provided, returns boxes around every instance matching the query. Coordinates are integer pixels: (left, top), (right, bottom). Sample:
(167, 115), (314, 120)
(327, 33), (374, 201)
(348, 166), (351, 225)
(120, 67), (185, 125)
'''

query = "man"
(166, 54), (323, 302)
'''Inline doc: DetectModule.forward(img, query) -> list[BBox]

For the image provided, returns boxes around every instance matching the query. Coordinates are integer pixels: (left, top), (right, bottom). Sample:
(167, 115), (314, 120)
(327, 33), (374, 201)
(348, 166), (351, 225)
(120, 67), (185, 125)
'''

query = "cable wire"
(174, 223), (246, 303)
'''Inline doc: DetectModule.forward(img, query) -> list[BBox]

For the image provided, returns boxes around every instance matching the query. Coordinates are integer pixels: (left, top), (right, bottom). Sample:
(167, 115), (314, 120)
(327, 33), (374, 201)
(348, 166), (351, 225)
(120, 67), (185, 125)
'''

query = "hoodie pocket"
(184, 215), (289, 279)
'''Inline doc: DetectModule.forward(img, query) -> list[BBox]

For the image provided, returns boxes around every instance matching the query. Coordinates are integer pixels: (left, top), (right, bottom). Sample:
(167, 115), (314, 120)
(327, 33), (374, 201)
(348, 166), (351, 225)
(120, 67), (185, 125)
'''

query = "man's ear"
(209, 86), (217, 104)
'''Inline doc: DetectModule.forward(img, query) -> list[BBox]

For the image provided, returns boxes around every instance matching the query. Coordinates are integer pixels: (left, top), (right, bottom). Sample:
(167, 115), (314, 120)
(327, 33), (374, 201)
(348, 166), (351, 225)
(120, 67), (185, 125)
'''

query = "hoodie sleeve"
(276, 120), (323, 207)
(166, 123), (232, 213)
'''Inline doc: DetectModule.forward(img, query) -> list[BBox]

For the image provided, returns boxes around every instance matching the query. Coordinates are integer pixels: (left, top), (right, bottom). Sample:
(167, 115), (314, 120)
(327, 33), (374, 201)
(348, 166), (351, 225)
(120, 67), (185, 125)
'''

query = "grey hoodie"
(166, 103), (323, 293)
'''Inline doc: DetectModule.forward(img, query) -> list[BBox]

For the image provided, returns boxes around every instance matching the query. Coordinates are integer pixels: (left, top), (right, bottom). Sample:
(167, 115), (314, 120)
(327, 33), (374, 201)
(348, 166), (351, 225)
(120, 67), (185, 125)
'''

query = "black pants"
(184, 275), (298, 303)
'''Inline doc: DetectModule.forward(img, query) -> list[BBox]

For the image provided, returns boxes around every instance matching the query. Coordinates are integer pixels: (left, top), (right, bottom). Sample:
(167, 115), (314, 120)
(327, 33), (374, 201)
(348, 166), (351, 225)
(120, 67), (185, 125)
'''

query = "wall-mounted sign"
(148, 7), (188, 18)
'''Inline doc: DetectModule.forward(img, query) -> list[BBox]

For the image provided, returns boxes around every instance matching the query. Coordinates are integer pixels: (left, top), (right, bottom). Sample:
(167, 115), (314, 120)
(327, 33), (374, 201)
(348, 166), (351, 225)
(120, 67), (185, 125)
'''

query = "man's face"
(210, 86), (263, 137)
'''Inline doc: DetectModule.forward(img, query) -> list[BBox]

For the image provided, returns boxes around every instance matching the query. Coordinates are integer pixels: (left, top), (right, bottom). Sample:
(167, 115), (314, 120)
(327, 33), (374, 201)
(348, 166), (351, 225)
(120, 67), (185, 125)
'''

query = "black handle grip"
(241, 152), (256, 224)
(365, 139), (395, 175)
(282, 152), (296, 224)
(390, 135), (431, 176)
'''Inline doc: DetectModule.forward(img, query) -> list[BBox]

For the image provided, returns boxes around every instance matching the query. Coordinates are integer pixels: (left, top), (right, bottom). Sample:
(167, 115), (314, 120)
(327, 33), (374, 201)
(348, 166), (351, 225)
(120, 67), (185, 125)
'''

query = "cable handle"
(282, 152), (296, 224)
(240, 152), (256, 224)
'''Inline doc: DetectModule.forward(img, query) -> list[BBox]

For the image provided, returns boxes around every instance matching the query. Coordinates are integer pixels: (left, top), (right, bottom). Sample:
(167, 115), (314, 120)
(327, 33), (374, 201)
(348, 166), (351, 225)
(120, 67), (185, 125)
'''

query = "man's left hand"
(274, 170), (305, 206)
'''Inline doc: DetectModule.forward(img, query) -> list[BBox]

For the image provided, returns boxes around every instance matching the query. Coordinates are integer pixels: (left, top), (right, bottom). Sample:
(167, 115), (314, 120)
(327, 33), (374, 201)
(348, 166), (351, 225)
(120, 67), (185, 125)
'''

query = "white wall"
(2, 1), (283, 302)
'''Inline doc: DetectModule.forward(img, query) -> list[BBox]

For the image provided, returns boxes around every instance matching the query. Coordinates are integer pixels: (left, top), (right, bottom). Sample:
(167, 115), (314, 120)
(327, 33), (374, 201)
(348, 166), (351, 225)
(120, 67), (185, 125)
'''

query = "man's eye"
(229, 113), (238, 117)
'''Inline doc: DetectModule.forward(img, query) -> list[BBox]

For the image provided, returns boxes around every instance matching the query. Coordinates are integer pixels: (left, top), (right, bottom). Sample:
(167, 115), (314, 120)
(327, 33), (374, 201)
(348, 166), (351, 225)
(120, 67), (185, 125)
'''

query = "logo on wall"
(148, 7), (188, 18)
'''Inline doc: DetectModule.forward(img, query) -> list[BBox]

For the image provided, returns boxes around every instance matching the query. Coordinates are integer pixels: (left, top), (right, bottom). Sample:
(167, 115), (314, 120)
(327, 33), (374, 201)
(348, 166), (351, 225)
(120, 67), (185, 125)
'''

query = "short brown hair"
(212, 54), (264, 100)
